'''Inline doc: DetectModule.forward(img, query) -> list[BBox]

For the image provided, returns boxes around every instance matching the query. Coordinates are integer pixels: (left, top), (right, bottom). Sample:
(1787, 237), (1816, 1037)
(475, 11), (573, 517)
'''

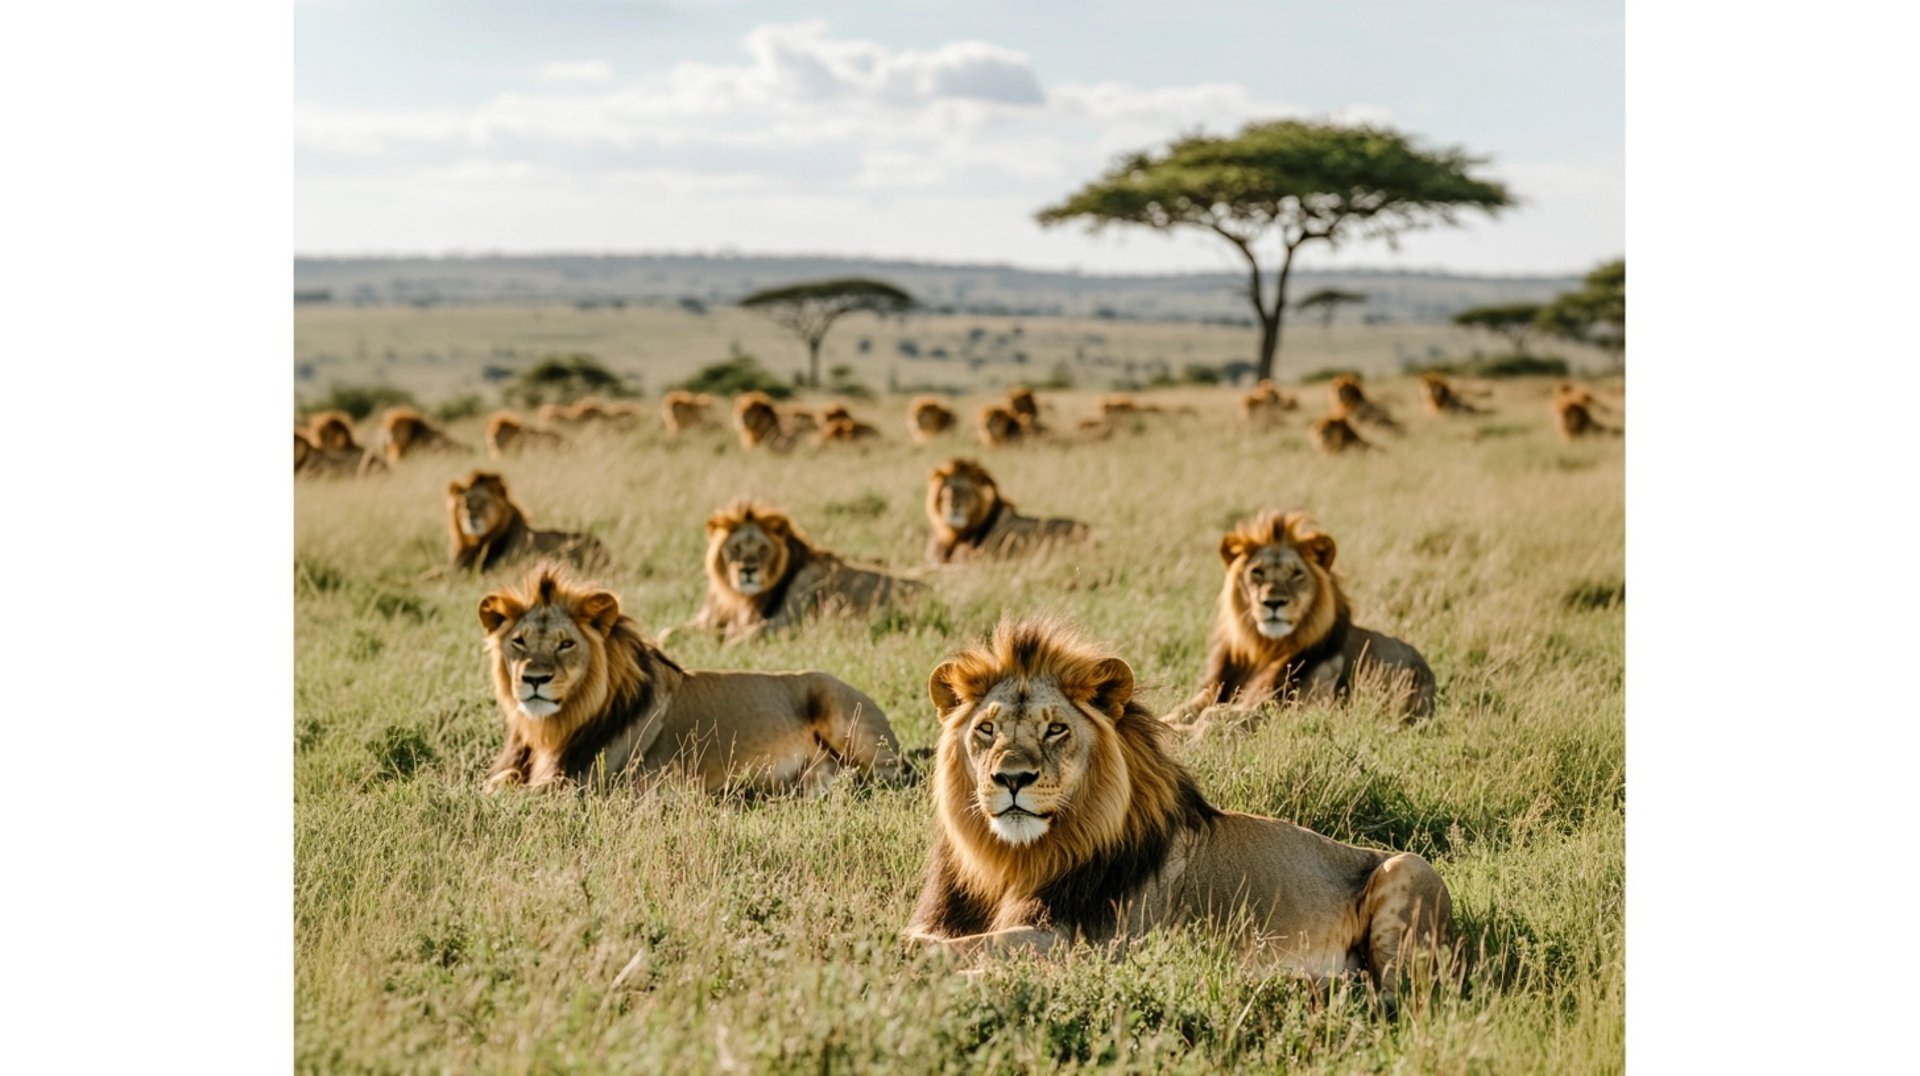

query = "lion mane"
(1418, 372), (1484, 416)
(305, 410), (359, 453)
(907, 396), (957, 443)
(484, 411), (568, 459)
(481, 562), (905, 793)
(691, 499), (924, 642)
(907, 618), (1451, 994)
(447, 470), (609, 573)
(375, 406), (465, 466)
(1238, 380), (1298, 425)
(661, 390), (716, 435)
(1552, 384), (1620, 441)
(1309, 412), (1375, 454)
(1328, 376), (1403, 433)
(733, 391), (807, 452)
(976, 403), (1031, 447)
(925, 458), (1089, 563)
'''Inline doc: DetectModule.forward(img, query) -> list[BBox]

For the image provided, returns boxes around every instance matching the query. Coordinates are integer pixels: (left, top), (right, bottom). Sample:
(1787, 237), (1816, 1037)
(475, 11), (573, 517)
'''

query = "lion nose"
(992, 770), (1038, 794)
(1263, 597), (1287, 612)
(521, 672), (553, 687)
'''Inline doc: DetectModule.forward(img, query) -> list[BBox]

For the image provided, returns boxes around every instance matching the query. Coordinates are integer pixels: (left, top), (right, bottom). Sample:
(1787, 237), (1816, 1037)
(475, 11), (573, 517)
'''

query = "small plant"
(434, 394), (486, 423)
(504, 353), (634, 408)
(825, 364), (876, 401)
(672, 352), (794, 400)
(304, 383), (418, 421)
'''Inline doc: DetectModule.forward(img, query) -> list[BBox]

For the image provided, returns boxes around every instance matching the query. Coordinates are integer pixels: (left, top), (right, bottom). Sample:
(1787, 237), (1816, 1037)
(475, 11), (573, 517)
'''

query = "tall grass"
(295, 377), (1623, 1073)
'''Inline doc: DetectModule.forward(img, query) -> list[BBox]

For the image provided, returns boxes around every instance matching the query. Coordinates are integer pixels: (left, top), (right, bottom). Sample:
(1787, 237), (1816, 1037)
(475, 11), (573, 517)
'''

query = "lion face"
(449, 474), (511, 540)
(1220, 520), (1337, 642)
(930, 471), (991, 530)
(478, 583), (620, 721)
(709, 520), (790, 597)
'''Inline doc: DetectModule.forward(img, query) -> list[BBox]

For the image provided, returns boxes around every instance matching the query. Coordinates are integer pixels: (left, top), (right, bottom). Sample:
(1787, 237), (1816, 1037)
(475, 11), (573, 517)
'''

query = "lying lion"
(485, 411), (569, 459)
(480, 562), (906, 793)
(907, 618), (1451, 1000)
(1418, 372), (1484, 416)
(925, 458), (1088, 563)
(661, 390), (716, 435)
(907, 396), (957, 444)
(1168, 510), (1434, 725)
(1309, 412), (1375, 454)
(1328, 376), (1403, 434)
(689, 500), (926, 643)
(447, 470), (608, 574)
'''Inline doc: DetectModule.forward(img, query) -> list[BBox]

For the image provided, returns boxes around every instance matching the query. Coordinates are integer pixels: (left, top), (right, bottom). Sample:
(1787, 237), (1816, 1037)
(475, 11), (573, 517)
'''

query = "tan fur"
(691, 500), (926, 643)
(1553, 397), (1620, 440)
(977, 403), (1031, 447)
(908, 618), (1451, 999)
(1309, 412), (1375, 454)
(1005, 386), (1044, 432)
(485, 411), (569, 459)
(661, 391), (716, 434)
(305, 411), (359, 453)
(480, 562), (905, 794)
(375, 406), (466, 465)
(1238, 380), (1298, 425)
(293, 428), (364, 478)
(908, 396), (957, 444)
(1168, 510), (1434, 724)
(733, 392), (809, 452)
(447, 470), (609, 573)
(818, 413), (882, 445)
(1328, 377), (1403, 433)
(1418, 372), (1484, 416)
(925, 458), (1089, 563)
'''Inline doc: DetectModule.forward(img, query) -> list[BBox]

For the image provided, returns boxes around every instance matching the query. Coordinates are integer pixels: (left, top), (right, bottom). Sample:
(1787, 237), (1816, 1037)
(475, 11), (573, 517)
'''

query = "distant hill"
(292, 253), (1580, 325)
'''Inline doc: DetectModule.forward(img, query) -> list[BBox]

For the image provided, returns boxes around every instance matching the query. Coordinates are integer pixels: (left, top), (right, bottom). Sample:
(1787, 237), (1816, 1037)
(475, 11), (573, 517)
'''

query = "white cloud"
(534, 60), (614, 85)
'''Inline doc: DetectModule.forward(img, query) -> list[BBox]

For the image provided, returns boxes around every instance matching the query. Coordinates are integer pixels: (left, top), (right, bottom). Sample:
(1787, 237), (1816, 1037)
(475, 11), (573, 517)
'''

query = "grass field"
(294, 377), (1623, 1073)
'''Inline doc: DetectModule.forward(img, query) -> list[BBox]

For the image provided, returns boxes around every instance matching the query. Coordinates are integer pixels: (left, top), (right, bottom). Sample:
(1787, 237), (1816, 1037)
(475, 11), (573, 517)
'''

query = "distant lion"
(1418, 372), (1484, 416)
(1168, 510), (1434, 725)
(447, 470), (609, 574)
(734, 391), (795, 452)
(1308, 413), (1375, 454)
(305, 411), (359, 453)
(479, 561), (905, 794)
(661, 391), (717, 434)
(1005, 386), (1043, 431)
(293, 429), (362, 478)
(1553, 394), (1620, 441)
(1327, 377), (1403, 433)
(977, 403), (1031, 447)
(375, 406), (466, 466)
(1239, 380), (1298, 425)
(819, 414), (883, 444)
(908, 396), (957, 444)
(907, 617), (1451, 1001)
(485, 411), (569, 459)
(690, 499), (925, 643)
(925, 458), (1089, 563)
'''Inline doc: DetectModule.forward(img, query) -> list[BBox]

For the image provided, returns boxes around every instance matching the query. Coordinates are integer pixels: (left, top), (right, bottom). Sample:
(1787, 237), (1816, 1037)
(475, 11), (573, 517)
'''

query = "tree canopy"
(739, 278), (914, 388)
(1538, 259), (1625, 358)
(1037, 120), (1513, 379)
(1295, 288), (1368, 331)
(1452, 303), (1545, 355)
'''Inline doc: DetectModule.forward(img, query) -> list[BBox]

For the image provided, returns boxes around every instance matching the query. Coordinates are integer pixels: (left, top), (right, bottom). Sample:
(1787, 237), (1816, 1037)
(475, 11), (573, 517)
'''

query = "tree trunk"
(1255, 312), (1281, 382)
(807, 338), (822, 388)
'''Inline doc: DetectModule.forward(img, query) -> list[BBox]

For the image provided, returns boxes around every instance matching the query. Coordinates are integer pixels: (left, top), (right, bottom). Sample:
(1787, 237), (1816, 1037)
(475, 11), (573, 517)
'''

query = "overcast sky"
(295, 0), (1621, 275)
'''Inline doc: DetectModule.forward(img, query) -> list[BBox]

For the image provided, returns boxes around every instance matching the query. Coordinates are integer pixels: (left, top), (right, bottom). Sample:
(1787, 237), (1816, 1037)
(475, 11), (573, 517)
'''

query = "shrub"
(825, 364), (876, 401)
(434, 394), (487, 423)
(1295, 367), (1362, 384)
(1463, 354), (1570, 379)
(306, 383), (418, 421)
(672, 353), (793, 400)
(505, 353), (635, 408)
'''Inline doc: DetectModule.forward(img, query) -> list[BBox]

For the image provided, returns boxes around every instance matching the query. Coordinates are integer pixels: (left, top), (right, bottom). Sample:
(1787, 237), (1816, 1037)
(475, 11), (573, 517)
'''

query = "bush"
(306, 383), (418, 421)
(825, 364), (876, 401)
(434, 394), (487, 423)
(1295, 367), (1362, 384)
(505, 353), (635, 408)
(672, 353), (793, 400)
(1461, 354), (1570, 379)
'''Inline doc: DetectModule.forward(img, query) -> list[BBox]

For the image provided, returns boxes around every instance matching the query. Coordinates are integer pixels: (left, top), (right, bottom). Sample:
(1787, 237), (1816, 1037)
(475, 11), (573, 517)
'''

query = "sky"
(295, 0), (1622, 276)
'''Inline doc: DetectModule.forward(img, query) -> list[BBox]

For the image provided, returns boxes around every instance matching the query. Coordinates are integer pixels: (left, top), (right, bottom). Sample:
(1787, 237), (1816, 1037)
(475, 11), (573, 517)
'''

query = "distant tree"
(1295, 288), (1369, 333)
(1452, 303), (1545, 355)
(1037, 120), (1513, 380)
(1538, 259), (1625, 364)
(738, 278), (914, 388)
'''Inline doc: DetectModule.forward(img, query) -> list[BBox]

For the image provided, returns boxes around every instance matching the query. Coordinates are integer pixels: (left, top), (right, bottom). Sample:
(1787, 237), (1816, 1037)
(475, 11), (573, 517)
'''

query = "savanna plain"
(295, 368), (1624, 1073)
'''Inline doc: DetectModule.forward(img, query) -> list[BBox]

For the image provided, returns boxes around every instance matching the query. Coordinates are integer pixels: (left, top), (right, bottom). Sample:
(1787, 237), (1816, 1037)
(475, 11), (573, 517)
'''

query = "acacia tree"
(738, 278), (914, 388)
(1295, 288), (1368, 333)
(1538, 259), (1625, 364)
(1037, 120), (1513, 380)
(1452, 302), (1545, 355)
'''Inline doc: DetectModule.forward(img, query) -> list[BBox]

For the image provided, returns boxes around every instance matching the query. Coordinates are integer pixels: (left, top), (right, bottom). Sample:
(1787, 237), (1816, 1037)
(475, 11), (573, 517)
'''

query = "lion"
(1238, 380), (1298, 425)
(1308, 413), (1375, 454)
(1328, 376), (1403, 433)
(906, 617), (1451, 999)
(690, 499), (926, 643)
(1418, 372), (1484, 416)
(1553, 395), (1620, 441)
(485, 411), (569, 459)
(977, 403), (1031, 447)
(1168, 510), (1433, 724)
(1005, 386), (1044, 431)
(908, 396), (957, 444)
(374, 406), (466, 466)
(447, 470), (609, 573)
(479, 562), (906, 794)
(734, 391), (805, 452)
(817, 406), (882, 444)
(293, 429), (364, 477)
(305, 411), (359, 453)
(925, 458), (1089, 563)
(661, 391), (716, 434)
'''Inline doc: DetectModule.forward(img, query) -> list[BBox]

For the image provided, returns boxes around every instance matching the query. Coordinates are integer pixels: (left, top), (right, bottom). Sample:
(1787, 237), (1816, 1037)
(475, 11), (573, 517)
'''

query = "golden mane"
(931, 618), (1218, 903)
(306, 410), (358, 452)
(926, 457), (1002, 541)
(702, 498), (811, 607)
(1213, 510), (1350, 673)
(447, 469), (525, 562)
(733, 391), (781, 447)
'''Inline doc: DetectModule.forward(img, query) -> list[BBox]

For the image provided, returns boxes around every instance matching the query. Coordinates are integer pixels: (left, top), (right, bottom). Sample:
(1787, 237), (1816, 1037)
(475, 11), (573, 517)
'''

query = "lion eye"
(557, 639), (575, 651)
(1045, 722), (1069, 738)
(975, 721), (995, 738)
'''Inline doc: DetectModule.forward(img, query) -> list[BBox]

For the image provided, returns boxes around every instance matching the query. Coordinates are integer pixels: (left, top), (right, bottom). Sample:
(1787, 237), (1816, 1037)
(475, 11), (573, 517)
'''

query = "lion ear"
(759, 514), (790, 539)
(574, 591), (621, 635)
(478, 593), (524, 634)
(1085, 657), (1134, 718)
(1302, 533), (1336, 569)
(448, 480), (465, 496)
(1219, 535), (1247, 565)
(928, 661), (972, 716)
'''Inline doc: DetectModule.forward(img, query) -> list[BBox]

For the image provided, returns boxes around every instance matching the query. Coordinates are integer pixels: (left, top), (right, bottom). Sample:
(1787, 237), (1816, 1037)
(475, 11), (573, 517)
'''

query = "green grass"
(295, 377), (1623, 1073)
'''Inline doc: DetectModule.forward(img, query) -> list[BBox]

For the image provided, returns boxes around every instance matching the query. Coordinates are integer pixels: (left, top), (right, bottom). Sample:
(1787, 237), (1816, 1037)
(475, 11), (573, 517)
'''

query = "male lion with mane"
(907, 396), (957, 443)
(907, 618), (1451, 999)
(1168, 510), (1433, 725)
(925, 458), (1088, 563)
(447, 470), (609, 573)
(481, 562), (905, 793)
(690, 499), (925, 643)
